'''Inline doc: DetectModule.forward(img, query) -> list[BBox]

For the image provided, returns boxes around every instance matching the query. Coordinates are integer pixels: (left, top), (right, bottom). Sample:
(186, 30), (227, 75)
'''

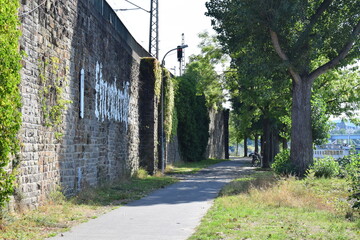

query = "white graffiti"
(95, 61), (130, 129)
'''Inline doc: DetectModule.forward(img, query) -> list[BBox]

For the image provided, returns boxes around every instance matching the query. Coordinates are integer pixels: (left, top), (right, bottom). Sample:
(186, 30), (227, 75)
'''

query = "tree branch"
(270, 30), (302, 84)
(270, 30), (288, 61)
(295, 0), (334, 48)
(308, 20), (360, 83)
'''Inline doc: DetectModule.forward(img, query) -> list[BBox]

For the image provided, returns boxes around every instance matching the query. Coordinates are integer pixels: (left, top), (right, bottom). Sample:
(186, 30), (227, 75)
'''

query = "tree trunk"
(254, 135), (259, 153)
(243, 137), (248, 157)
(236, 142), (239, 156)
(262, 118), (271, 168)
(271, 130), (280, 162)
(282, 138), (288, 150)
(290, 79), (313, 176)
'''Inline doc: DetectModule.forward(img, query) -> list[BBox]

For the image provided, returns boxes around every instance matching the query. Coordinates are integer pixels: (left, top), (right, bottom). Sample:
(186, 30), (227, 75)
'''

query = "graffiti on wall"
(94, 61), (130, 129)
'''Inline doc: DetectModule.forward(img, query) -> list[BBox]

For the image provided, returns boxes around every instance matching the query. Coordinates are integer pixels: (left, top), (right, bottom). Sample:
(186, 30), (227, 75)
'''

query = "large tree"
(206, 0), (360, 175)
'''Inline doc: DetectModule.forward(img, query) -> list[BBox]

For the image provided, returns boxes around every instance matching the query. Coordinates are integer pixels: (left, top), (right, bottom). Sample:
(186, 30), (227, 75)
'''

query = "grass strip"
(190, 171), (360, 240)
(166, 158), (229, 175)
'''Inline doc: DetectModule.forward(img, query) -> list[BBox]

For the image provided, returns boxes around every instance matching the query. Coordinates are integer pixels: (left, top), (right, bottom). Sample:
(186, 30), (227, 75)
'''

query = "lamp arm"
(161, 48), (177, 67)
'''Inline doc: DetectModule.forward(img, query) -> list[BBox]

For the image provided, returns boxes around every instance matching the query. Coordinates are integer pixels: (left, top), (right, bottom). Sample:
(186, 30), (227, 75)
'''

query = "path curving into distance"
(48, 158), (253, 240)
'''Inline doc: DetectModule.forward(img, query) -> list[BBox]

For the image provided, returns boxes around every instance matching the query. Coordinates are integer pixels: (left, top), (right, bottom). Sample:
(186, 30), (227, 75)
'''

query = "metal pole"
(149, 0), (154, 54)
(161, 73), (165, 173)
(160, 45), (188, 173)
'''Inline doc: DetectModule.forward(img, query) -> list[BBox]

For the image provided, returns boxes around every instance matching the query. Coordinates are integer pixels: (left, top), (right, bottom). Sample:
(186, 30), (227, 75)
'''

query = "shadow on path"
(129, 158), (253, 207)
(49, 158), (254, 240)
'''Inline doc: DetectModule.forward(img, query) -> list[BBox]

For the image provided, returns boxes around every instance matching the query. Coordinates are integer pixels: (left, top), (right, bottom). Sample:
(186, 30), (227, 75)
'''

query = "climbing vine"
(140, 58), (162, 98)
(38, 56), (71, 139)
(175, 75), (210, 162)
(162, 69), (177, 142)
(0, 0), (22, 212)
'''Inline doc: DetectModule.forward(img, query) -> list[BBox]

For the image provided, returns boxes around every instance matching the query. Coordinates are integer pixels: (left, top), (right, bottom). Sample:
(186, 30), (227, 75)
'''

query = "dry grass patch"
(190, 171), (359, 240)
(248, 177), (333, 211)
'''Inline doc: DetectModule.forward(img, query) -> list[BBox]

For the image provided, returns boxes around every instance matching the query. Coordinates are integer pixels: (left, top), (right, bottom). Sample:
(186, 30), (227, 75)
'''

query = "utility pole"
(149, 0), (159, 59)
(180, 33), (186, 75)
(114, 1), (159, 59)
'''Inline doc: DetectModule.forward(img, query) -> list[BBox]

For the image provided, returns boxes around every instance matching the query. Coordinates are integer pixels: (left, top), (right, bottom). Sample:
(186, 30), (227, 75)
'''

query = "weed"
(307, 156), (340, 178)
(190, 172), (359, 240)
(132, 168), (149, 179)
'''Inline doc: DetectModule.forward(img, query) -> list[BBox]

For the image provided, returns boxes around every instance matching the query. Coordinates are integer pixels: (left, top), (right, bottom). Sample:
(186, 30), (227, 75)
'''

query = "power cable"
(114, 0), (150, 13)
(19, 0), (47, 17)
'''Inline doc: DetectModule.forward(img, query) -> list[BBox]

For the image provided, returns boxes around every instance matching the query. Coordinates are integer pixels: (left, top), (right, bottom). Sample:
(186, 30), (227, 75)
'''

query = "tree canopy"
(206, 0), (360, 175)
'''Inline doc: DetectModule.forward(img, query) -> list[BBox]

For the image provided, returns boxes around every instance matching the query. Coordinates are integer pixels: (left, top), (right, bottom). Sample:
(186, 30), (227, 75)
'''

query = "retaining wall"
(17, 0), (150, 209)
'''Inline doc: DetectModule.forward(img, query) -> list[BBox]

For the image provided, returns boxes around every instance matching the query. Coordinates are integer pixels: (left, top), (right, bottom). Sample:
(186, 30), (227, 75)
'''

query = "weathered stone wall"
(206, 108), (229, 160)
(166, 136), (182, 165)
(138, 58), (160, 174)
(17, 0), (150, 209)
(15, 0), (229, 210)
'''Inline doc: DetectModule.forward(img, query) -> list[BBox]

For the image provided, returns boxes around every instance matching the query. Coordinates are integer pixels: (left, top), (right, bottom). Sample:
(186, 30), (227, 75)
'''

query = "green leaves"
(175, 75), (209, 162)
(0, 0), (22, 210)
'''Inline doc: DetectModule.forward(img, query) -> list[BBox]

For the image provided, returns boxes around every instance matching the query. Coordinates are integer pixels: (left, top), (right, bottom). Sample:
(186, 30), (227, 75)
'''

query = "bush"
(272, 150), (294, 175)
(307, 157), (340, 178)
(175, 76), (209, 162)
(0, 0), (22, 211)
(342, 155), (360, 210)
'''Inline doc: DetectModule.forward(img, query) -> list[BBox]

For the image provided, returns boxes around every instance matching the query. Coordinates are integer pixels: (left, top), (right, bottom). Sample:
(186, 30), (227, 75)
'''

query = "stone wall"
(206, 108), (229, 160)
(166, 136), (182, 165)
(15, 0), (229, 210)
(17, 0), (150, 209)
(138, 58), (160, 174)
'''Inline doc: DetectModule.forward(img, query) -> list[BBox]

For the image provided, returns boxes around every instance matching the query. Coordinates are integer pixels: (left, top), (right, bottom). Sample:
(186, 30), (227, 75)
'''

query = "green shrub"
(0, 0), (22, 211)
(175, 76), (209, 162)
(272, 150), (294, 175)
(343, 155), (360, 210)
(307, 157), (340, 178)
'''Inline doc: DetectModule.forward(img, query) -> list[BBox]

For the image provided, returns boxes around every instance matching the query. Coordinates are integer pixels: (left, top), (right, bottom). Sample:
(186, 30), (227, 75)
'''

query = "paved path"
(49, 158), (252, 240)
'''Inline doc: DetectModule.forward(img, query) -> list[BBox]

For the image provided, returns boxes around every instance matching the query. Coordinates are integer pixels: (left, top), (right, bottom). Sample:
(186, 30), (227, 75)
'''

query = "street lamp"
(161, 44), (188, 67)
(160, 44), (188, 173)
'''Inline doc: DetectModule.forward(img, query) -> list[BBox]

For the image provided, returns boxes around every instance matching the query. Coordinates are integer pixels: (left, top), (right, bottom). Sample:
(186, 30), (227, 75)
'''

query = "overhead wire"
(19, 0), (48, 17)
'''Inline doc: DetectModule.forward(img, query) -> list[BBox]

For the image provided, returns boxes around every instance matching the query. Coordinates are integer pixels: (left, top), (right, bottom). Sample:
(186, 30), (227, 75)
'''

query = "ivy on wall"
(175, 75), (210, 162)
(0, 0), (22, 211)
(162, 69), (176, 142)
(140, 57), (162, 99)
(38, 56), (71, 140)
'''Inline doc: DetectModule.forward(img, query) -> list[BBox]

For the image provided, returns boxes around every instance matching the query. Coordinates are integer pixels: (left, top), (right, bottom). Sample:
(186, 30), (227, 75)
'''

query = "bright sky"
(106, 0), (215, 76)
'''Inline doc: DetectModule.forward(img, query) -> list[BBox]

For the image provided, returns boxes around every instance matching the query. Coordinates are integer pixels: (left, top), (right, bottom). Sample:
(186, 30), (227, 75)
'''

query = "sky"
(106, 0), (215, 76)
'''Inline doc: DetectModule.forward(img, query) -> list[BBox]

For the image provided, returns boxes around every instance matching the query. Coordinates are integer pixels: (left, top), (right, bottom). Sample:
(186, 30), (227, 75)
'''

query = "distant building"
(332, 119), (360, 133)
(314, 144), (351, 159)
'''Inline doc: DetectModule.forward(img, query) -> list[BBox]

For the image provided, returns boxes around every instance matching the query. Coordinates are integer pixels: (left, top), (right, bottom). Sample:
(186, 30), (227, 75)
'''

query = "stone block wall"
(15, 0), (229, 210)
(138, 58), (160, 174)
(17, 0), (150, 209)
(206, 108), (230, 160)
(166, 136), (181, 165)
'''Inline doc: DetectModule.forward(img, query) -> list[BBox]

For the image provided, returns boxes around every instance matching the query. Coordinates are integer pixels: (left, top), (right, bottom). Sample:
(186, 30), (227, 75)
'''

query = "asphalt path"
(49, 158), (253, 240)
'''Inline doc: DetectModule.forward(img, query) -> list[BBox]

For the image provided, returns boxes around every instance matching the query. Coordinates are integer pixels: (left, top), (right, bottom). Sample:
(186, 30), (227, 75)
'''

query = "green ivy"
(38, 56), (71, 140)
(162, 69), (176, 142)
(175, 75), (209, 162)
(0, 0), (22, 212)
(140, 58), (162, 98)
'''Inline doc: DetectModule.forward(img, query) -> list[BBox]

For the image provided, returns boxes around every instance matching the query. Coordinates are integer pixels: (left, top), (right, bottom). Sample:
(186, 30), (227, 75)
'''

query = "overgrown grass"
(190, 171), (360, 240)
(0, 171), (177, 239)
(166, 158), (229, 175)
